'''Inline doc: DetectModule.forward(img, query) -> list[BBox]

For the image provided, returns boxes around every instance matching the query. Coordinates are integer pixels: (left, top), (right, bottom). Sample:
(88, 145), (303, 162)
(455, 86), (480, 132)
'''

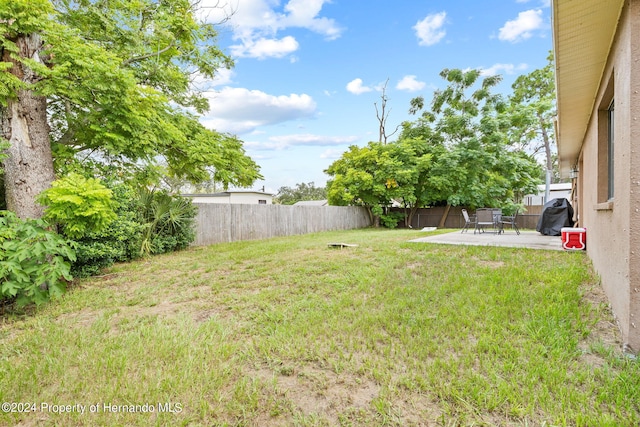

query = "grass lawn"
(1, 228), (638, 426)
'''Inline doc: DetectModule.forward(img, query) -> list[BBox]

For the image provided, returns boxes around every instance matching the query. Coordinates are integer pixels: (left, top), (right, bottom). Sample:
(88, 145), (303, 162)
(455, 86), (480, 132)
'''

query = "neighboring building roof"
(293, 200), (328, 206)
(552, 0), (625, 176)
(182, 191), (274, 198)
(182, 193), (229, 198)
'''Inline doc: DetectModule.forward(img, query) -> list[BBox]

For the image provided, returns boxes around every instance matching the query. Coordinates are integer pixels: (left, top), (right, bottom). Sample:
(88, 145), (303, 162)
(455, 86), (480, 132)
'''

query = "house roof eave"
(552, 0), (625, 177)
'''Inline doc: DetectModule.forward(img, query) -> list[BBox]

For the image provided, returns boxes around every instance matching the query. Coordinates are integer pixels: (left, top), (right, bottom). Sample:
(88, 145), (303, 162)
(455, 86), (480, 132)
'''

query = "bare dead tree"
(195, 0), (237, 25)
(374, 79), (400, 143)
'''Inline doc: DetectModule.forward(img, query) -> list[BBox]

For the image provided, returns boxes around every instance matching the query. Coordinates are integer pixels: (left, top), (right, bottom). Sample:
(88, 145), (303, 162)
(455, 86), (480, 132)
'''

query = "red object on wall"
(561, 227), (587, 250)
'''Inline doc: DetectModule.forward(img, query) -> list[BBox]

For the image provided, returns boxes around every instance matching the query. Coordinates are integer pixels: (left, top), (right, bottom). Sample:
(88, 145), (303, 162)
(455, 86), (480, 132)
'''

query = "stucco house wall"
(555, 0), (640, 352)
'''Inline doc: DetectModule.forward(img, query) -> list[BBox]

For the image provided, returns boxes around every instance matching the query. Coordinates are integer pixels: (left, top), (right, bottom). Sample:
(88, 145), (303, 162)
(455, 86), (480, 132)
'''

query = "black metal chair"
(474, 208), (496, 234)
(500, 209), (520, 235)
(461, 209), (476, 233)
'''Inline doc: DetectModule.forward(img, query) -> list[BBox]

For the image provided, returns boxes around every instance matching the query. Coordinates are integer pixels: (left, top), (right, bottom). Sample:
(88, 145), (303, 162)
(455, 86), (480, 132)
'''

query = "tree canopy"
(327, 67), (544, 227)
(405, 68), (541, 210)
(508, 52), (557, 181)
(325, 140), (432, 227)
(0, 0), (261, 218)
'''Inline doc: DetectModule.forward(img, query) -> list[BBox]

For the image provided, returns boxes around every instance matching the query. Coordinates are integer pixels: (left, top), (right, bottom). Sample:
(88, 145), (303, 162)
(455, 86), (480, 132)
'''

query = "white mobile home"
(183, 191), (273, 205)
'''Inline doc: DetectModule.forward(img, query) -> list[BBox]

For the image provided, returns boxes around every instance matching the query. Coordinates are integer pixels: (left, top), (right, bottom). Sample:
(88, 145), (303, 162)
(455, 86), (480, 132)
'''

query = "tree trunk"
(407, 205), (418, 228)
(539, 113), (553, 172)
(0, 33), (55, 219)
(438, 204), (451, 228)
(365, 206), (381, 227)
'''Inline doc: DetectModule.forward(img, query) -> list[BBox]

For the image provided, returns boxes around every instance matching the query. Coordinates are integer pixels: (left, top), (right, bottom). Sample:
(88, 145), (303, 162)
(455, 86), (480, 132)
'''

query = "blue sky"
(198, 0), (553, 194)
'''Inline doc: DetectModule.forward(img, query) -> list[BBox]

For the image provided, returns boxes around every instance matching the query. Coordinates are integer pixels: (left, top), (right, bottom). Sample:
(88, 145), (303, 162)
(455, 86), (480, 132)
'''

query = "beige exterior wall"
(628, 0), (640, 353)
(577, 0), (640, 352)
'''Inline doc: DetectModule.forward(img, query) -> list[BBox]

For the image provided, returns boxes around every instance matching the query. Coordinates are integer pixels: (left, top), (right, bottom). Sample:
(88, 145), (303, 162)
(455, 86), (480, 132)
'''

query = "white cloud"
(518, 0), (550, 6)
(414, 12), (447, 46)
(346, 78), (372, 95)
(281, 0), (342, 40)
(498, 9), (543, 43)
(396, 75), (426, 92)
(248, 133), (359, 150)
(231, 36), (299, 59)
(205, 0), (343, 60)
(202, 87), (317, 134)
(480, 63), (529, 76)
(211, 68), (235, 86)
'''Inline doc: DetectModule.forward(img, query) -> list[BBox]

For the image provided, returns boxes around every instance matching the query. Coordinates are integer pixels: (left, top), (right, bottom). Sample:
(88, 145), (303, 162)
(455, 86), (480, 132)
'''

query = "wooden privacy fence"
(193, 204), (372, 246)
(392, 205), (544, 231)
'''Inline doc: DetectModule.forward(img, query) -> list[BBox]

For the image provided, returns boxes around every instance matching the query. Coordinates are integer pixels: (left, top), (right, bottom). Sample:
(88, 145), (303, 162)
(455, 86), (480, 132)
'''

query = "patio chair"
(474, 208), (496, 234)
(461, 209), (475, 233)
(492, 208), (503, 233)
(500, 209), (520, 235)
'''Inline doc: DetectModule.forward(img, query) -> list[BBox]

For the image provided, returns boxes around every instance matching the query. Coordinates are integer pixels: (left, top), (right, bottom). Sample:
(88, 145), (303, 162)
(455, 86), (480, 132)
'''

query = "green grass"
(1, 228), (638, 426)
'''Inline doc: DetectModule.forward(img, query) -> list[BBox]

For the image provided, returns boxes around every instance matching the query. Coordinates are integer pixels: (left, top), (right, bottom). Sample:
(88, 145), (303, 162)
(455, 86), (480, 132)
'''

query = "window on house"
(607, 100), (614, 200)
(258, 200), (267, 204)
(597, 75), (614, 204)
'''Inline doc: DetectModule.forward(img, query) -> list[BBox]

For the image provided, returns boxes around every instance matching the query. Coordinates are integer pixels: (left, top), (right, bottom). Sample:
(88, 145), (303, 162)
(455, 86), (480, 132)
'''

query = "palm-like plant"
(138, 189), (196, 255)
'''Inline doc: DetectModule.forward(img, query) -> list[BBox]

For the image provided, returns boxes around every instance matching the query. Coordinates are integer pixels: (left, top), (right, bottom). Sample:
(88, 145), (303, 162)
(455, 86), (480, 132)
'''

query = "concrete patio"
(409, 230), (565, 251)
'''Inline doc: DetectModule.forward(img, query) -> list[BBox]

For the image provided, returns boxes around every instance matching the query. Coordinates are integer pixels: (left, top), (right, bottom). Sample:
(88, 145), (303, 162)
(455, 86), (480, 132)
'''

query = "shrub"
(38, 172), (117, 239)
(64, 185), (196, 277)
(372, 205), (405, 229)
(379, 211), (405, 229)
(0, 211), (76, 307)
(69, 218), (143, 278)
(67, 182), (144, 278)
(138, 189), (197, 255)
(31, 176), (196, 278)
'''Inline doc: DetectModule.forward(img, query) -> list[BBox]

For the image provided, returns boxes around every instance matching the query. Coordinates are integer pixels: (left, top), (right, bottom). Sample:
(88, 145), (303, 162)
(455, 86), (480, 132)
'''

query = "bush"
(38, 172), (117, 239)
(138, 189), (197, 255)
(66, 185), (196, 277)
(372, 205), (405, 229)
(0, 211), (76, 307)
(67, 182), (144, 277)
(379, 211), (405, 229)
(69, 217), (143, 278)
(29, 173), (197, 278)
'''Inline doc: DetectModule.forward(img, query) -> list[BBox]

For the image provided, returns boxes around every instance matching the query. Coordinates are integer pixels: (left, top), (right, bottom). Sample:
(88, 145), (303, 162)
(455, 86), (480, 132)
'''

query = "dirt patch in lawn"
(242, 362), (445, 425)
(578, 280), (625, 366)
(250, 364), (380, 424)
(55, 296), (232, 332)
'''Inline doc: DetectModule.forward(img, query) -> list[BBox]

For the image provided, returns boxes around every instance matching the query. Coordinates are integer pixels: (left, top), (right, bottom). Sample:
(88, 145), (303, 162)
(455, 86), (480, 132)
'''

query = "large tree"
(508, 52), (557, 190)
(0, 0), (261, 219)
(325, 140), (431, 227)
(0, 1), (56, 218)
(407, 68), (541, 222)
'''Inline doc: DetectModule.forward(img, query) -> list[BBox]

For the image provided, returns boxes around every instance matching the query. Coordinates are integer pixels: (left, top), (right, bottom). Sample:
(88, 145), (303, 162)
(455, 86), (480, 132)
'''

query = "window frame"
(596, 73), (615, 207)
(607, 99), (614, 201)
